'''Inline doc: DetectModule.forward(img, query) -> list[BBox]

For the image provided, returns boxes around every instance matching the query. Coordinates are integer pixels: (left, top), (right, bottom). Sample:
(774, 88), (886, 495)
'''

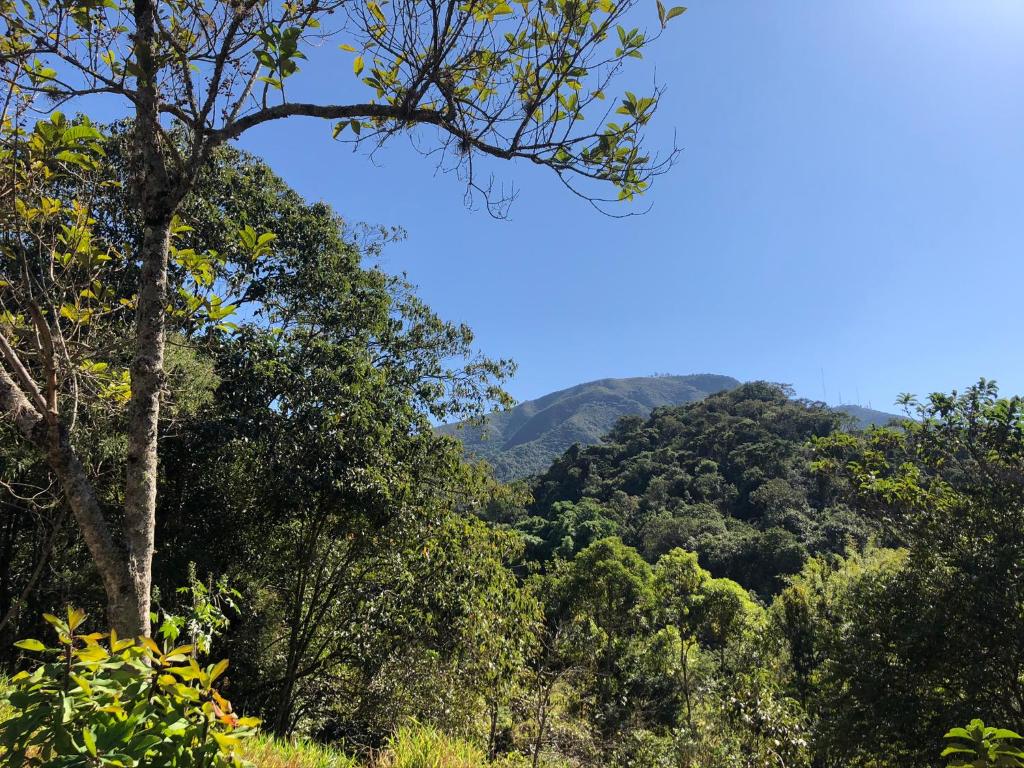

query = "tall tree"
(0, 0), (683, 634)
(787, 380), (1024, 767)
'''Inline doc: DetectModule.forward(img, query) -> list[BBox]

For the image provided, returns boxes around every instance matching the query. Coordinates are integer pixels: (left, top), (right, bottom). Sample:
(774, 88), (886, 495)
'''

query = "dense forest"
(439, 376), (899, 482)
(3, 137), (1024, 767)
(0, 1), (1021, 767)
(437, 375), (741, 480)
(503, 382), (881, 595)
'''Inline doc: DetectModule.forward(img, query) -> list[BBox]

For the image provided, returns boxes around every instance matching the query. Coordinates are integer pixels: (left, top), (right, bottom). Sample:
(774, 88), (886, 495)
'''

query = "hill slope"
(438, 374), (741, 480)
(511, 382), (883, 595)
(835, 403), (902, 428)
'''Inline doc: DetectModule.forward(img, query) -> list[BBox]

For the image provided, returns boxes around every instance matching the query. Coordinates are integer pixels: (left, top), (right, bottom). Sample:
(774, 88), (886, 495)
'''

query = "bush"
(942, 720), (1024, 767)
(0, 607), (257, 767)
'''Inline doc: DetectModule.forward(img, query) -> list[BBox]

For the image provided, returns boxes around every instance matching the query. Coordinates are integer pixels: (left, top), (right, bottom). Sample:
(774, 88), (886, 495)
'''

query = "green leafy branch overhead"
(2, 0), (684, 210)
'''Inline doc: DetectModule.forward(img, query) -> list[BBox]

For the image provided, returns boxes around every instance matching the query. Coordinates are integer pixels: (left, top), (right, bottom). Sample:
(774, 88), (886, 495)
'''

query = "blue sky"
(235, 0), (1024, 411)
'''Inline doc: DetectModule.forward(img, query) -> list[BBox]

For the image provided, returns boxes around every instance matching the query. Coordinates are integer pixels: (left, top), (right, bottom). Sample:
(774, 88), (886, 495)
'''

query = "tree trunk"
(0, 364), (136, 631)
(487, 697), (499, 759)
(680, 637), (694, 731)
(121, 214), (173, 637)
(120, 0), (181, 637)
(1, 0), (180, 636)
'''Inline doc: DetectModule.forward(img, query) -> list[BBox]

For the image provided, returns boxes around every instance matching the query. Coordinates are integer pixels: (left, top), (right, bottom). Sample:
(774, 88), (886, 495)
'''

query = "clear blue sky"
(235, 0), (1024, 411)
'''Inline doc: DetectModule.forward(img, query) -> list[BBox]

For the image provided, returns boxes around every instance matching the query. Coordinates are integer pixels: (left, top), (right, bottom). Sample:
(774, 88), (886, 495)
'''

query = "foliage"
(0, 137), (525, 747)
(441, 374), (740, 480)
(771, 380), (1024, 767)
(0, 0), (682, 635)
(1, 0), (681, 207)
(377, 723), (490, 768)
(240, 733), (360, 768)
(0, 608), (257, 767)
(156, 563), (241, 658)
(942, 721), (1024, 768)
(519, 537), (798, 768)
(515, 382), (874, 595)
(0, 677), (12, 725)
(240, 725), (531, 768)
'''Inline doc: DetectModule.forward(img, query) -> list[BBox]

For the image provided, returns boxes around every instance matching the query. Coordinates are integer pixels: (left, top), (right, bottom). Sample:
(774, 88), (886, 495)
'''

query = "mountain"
(441, 375), (904, 481)
(834, 404), (903, 429)
(438, 374), (741, 480)
(514, 382), (881, 596)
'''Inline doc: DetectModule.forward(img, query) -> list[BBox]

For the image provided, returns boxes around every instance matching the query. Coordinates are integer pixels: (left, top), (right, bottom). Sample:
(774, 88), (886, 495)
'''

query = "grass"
(241, 732), (361, 768)
(378, 724), (490, 768)
(243, 724), (532, 768)
(0, 676), (12, 725)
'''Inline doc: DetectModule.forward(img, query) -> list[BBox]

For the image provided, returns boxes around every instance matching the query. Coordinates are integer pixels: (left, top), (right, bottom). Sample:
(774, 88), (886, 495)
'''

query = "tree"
(525, 382), (868, 596)
(784, 380), (1024, 766)
(0, 0), (683, 635)
(540, 537), (657, 757)
(652, 548), (709, 731)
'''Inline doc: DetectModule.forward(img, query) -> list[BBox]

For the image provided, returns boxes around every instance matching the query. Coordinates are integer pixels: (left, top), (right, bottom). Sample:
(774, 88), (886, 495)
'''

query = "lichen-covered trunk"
(120, 215), (172, 638)
(118, 0), (179, 639)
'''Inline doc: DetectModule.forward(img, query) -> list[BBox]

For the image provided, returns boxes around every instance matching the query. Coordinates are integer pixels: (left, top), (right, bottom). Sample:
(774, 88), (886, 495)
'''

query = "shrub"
(942, 720), (1024, 767)
(0, 607), (257, 767)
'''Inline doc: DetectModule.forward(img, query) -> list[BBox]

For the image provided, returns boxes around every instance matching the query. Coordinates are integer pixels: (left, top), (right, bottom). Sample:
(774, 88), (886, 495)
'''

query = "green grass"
(378, 724), (489, 768)
(242, 724), (532, 768)
(1, 683), (525, 768)
(241, 732), (361, 768)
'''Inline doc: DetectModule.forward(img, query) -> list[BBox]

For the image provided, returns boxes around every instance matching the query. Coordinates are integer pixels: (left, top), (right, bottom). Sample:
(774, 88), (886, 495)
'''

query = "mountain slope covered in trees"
(491, 382), (881, 595)
(439, 374), (741, 479)
(442, 375), (900, 480)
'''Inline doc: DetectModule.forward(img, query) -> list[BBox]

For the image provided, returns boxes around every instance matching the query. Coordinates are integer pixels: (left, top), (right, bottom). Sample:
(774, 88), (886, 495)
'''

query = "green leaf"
(665, 5), (686, 21)
(945, 728), (974, 740)
(209, 658), (229, 683)
(941, 746), (977, 756)
(13, 638), (46, 652)
(991, 729), (1024, 740)
(82, 727), (97, 757)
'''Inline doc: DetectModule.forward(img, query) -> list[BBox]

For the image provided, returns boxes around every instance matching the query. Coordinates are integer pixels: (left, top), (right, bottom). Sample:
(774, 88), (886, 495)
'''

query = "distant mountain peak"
(833, 403), (905, 429)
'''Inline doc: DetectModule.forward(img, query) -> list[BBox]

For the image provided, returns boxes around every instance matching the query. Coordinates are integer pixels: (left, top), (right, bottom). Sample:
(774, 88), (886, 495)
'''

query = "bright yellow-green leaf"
(209, 658), (229, 683)
(82, 727), (97, 757)
(14, 638), (46, 652)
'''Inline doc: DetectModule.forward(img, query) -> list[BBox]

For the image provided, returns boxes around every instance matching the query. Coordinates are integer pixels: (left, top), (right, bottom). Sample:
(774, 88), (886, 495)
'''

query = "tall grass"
(242, 724), (532, 768)
(0, 676), (12, 725)
(378, 724), (488, 768)
(241, 733), (361, 768)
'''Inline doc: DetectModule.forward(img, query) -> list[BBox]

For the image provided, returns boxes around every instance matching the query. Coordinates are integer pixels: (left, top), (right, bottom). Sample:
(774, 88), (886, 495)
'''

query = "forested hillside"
(0, 2), (1020, 767)
(439, 374), (739, 479)
(442, 376), (901, 480)
(491, 382), (880, 595)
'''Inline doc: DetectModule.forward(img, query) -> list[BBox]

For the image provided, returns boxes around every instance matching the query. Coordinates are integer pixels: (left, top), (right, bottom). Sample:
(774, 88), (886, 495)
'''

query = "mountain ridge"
(440, 374), (901, 481)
